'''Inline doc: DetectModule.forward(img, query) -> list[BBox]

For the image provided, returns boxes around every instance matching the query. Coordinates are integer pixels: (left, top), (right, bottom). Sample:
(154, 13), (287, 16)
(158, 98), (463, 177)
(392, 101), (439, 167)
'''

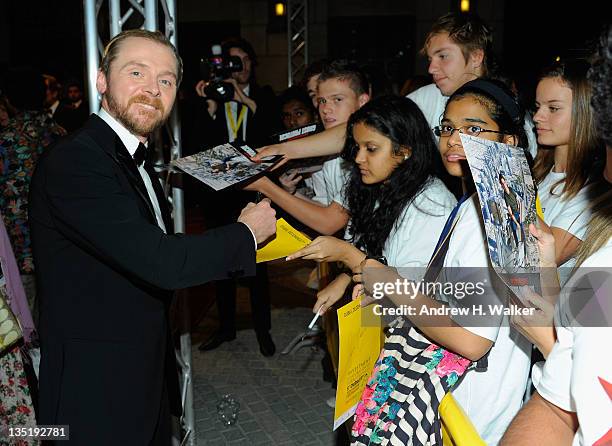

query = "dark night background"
(1, 0), (610, 106)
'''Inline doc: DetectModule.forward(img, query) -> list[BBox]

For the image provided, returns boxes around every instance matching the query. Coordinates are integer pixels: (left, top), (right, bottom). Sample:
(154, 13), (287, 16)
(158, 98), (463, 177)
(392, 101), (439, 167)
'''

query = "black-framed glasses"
(432, 124), (505, 138)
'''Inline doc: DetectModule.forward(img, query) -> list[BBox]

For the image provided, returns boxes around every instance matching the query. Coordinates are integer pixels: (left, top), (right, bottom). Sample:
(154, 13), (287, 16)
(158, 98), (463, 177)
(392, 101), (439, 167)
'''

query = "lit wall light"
(275, 2), (286, 16)
(460, 0), (470, 12)
(555, 56), (561, 62)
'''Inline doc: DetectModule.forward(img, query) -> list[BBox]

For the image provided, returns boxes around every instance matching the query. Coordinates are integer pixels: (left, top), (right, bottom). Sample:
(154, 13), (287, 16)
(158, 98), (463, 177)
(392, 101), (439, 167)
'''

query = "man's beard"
(106, 91), (167, 137)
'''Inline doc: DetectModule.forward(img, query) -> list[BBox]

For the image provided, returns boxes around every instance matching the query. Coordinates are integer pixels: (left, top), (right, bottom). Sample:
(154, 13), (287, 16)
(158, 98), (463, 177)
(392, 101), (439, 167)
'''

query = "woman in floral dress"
(1, 211), (38, 446)
(0, 69), (65, 315)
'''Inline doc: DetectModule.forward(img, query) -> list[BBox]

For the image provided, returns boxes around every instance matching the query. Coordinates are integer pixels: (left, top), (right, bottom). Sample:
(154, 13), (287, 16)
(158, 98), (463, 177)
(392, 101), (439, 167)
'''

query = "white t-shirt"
(539, 169), (592, 241)
(443, 194), (532, 445)
(311, 156), (351, 207)
(533, 237), (612, 446)
(539, 169), (594, 281)
(407, 84), (448, 135)
(381, 178), (456, 267)
(340, 178), (455, 267)
(408, 83), (539, 159)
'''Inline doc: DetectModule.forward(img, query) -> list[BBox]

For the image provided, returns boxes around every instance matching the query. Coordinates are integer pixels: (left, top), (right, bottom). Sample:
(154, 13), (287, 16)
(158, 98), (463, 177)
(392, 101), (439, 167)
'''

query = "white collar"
(97, 107), (145, 156)
(49, 100), (60, 115)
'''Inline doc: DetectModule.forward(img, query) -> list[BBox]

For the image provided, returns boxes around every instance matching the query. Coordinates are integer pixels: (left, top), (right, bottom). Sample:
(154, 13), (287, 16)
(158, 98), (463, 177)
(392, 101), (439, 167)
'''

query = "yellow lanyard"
(225, 102), (248, 140)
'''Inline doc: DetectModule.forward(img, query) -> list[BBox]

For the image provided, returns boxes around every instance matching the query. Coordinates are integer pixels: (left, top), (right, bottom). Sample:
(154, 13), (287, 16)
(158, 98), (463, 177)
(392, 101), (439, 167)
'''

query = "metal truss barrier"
(287, 0), (309, 86)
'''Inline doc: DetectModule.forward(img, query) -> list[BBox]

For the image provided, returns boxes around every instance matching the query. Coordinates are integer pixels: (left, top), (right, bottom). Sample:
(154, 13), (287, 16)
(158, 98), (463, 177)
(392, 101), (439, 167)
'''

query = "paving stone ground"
(193, 307), (346, 445)
(191, 258), (349, 445)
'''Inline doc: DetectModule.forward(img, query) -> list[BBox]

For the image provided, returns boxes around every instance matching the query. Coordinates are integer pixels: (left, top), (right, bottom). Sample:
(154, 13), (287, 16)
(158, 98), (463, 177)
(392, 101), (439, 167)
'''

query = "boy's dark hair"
(300, 59), (331, 86)
(278, 85), (316, 112)
(64, 78), (82, 90)
(317, 59), (370, 96)
(222, 37), (258, 67)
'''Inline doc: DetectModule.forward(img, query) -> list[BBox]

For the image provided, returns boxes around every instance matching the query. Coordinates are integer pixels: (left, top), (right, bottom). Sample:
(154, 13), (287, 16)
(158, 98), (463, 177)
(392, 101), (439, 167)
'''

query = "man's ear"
(503, 134), (518, 146)
(358, 93), (370, 108)
(96, 70), (108, 95)
(469, 49), (485, 74)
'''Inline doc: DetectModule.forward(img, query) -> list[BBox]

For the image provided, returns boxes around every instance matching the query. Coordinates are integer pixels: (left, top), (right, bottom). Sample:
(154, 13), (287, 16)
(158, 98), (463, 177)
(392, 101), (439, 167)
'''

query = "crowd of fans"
(0, 11), (609, 446)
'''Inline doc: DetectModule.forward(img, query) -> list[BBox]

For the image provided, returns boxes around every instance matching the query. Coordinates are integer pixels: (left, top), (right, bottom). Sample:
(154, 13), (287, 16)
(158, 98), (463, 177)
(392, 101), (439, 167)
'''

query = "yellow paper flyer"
(334, 300), (382, 430)
(535, 194), (544, 220)
(256, 218), (311, 263)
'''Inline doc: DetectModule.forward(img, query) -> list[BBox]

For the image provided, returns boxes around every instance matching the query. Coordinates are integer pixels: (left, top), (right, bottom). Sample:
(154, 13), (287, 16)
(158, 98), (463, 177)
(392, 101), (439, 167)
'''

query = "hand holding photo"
(173, 142), (282, 191)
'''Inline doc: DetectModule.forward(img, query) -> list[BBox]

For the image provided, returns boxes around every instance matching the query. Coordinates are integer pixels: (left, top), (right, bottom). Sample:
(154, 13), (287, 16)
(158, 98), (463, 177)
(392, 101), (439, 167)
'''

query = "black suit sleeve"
(38, 141), (255, 290)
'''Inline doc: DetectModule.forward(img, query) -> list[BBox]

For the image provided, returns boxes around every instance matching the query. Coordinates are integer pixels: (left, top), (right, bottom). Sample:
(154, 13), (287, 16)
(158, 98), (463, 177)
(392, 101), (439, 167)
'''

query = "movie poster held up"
(460, 134), (539, 304)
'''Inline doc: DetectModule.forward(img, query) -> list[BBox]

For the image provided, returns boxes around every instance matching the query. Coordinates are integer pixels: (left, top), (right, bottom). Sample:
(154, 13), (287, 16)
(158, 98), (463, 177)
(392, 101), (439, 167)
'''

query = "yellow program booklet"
(334, 300), (382, 430)
(256, 218), (311, 263)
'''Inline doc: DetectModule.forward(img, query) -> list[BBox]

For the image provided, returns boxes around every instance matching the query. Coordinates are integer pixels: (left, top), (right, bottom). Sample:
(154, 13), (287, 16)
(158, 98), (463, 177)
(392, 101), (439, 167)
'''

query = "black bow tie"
(133, 143), (148, 167)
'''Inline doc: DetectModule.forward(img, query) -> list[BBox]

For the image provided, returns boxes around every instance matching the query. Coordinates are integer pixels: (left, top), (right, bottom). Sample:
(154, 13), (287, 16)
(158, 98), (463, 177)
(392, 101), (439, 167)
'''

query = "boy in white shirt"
(245, 61), (370, 235)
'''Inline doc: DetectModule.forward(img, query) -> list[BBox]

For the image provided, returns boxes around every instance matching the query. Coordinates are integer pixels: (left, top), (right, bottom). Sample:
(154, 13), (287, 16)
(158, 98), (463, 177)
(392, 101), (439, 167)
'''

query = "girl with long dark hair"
(287, 95), (456, 315)
(344, 79), (532, 445)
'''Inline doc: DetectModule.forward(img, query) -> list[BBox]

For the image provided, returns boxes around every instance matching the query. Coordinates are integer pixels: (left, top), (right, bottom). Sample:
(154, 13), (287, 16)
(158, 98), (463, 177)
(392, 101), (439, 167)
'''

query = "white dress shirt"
(97, 108), (167, 233)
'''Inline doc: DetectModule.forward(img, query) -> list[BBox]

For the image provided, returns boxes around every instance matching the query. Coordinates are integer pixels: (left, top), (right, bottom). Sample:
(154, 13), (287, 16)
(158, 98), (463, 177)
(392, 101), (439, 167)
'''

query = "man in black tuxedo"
(54, 79), (89, 133)
(190, 37), (280, 356)
(29, 29), (276, 445)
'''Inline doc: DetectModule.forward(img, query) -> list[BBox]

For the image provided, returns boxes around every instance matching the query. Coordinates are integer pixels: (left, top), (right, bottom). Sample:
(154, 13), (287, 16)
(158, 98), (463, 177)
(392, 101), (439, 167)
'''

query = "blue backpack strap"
(424, 193), (490, 373)
(423, 193), (469, 283)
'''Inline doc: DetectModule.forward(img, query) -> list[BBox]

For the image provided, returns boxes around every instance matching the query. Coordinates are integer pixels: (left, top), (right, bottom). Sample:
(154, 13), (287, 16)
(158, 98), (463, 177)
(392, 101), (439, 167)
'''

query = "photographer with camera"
(192, 37), (280, 357)
(193, 37), (279, 147)
(195, 49), (257, 121)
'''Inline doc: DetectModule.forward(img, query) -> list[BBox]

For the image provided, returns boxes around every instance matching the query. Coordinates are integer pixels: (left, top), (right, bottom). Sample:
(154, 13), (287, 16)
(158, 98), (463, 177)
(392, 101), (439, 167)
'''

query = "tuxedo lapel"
(144, 160), (173, 233)
(112, 136), (158, 225)
(83, 115), (167, 229)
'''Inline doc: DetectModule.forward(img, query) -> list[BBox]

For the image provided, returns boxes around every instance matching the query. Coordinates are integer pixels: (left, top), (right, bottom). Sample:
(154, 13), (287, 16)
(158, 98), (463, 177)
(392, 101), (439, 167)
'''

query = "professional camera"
(199, 44), (243, 102)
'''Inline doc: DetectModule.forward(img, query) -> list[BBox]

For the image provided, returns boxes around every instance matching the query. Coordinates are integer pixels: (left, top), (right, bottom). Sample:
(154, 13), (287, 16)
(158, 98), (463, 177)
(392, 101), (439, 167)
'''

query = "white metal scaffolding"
(287, 0), (309, 86)
(83, 1), (194, 444)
